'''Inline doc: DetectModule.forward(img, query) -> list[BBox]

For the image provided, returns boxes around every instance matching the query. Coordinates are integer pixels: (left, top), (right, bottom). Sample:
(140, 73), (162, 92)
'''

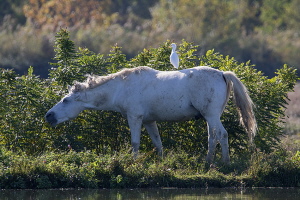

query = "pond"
(1, 188), (299, 200)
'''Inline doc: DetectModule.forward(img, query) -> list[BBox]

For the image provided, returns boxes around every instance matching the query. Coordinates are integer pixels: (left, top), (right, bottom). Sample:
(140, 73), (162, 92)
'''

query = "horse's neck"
(88, 80), (120, 111)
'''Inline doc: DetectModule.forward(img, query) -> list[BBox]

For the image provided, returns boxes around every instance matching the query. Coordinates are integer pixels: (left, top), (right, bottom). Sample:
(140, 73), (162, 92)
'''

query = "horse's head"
(45, 76), (114, 126)
(45, 87), (87, 126)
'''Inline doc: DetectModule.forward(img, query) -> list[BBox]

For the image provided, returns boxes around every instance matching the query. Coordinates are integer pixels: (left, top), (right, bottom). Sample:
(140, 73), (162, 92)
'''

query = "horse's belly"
(144, 104), (198, 122)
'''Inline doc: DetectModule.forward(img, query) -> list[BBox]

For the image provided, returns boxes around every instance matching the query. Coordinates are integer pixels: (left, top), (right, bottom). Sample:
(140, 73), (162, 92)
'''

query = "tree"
(0, 0), (26, 25)
(23, 0), (111, 30)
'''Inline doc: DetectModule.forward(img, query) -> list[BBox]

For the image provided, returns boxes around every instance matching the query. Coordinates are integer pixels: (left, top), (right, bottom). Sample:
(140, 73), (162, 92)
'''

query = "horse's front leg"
(127, 114), (143, 157)
(144, 121), (163, 156)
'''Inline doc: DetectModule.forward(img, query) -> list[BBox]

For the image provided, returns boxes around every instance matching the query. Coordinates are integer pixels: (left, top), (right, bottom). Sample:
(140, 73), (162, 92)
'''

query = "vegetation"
(0, 148), (299, 189)
(0, 28), (299, 188)
(1, 0), (300, 77)
(1, 28), (297, 155)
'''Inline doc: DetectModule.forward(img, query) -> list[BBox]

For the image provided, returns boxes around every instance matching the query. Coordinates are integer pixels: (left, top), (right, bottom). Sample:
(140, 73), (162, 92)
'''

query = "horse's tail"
(223, 71), (257, 142)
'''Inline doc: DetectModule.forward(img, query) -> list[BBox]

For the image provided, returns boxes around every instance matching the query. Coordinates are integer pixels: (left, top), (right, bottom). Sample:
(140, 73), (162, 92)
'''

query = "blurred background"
(1, 0), (299, 78)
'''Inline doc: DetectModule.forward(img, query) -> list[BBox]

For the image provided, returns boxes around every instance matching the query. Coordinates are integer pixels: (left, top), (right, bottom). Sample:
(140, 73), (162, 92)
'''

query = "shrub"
(0, 28), (297, 160)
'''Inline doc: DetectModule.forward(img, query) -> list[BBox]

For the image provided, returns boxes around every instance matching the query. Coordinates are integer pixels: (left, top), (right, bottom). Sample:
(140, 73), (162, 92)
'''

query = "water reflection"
(0, 188), (299, 200)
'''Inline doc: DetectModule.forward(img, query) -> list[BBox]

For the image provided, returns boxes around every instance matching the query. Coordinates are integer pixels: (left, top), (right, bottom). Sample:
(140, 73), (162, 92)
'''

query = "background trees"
(0, 0), (300, 77)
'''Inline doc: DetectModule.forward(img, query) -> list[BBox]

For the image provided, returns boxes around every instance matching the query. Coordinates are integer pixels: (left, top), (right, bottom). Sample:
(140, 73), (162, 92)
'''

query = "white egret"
(170, 43), (179, 69)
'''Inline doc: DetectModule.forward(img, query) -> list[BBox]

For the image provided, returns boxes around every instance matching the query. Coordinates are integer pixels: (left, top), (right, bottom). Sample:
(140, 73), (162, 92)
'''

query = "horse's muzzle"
(45, 111), (57, 126)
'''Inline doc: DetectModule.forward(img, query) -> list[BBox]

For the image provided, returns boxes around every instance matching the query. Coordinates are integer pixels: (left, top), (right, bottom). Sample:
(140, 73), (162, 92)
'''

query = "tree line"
(0, 0), (300, 77)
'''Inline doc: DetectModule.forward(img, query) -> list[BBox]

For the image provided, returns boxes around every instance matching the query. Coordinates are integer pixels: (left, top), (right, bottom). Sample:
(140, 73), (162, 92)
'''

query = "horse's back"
(121, 66), (228, 122)
(181, 67), (228, 114)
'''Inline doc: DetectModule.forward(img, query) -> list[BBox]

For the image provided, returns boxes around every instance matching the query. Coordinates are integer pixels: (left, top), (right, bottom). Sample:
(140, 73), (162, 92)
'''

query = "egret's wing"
(170, 51), (179, 69)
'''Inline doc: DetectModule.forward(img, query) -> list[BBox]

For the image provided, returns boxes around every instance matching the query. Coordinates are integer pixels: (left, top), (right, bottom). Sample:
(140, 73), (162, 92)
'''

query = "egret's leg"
(144, 121), (163, 156)
(127, 115), (143, 157)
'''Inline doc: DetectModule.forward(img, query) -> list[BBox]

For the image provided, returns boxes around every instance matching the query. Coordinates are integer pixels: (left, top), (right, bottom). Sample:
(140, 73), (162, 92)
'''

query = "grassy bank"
(0, 147), (299, 189)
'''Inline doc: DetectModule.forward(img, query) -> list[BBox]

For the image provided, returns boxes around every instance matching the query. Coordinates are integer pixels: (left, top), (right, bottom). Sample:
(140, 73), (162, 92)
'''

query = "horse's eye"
(62, 98), (69, 103)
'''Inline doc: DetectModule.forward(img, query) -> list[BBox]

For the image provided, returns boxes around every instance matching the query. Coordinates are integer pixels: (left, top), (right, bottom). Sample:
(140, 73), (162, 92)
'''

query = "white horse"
(45, 66), (256, 163)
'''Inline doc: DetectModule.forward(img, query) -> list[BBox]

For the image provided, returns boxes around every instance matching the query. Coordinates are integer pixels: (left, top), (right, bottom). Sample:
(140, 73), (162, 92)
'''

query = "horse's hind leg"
(206, 117), (230, 164)
(219, 124), (230, 164)
(206, 118), (218, 163)
(144, 121), (163, 156)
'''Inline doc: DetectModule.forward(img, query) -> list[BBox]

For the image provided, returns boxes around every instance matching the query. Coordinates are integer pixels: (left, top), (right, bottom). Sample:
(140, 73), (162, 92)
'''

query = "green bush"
(0, 67), (61, 153)
(0, 29), (298, 160)
(247, 149), (300, 187)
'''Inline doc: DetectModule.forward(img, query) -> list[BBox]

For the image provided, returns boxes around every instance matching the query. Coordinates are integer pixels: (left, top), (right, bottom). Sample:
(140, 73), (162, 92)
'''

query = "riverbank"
(1, 188), (300, 200)
(0, 148), (299, 189)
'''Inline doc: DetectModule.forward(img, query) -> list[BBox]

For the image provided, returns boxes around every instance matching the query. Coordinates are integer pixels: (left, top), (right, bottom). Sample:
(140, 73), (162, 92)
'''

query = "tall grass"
(0, 147), (299, 189)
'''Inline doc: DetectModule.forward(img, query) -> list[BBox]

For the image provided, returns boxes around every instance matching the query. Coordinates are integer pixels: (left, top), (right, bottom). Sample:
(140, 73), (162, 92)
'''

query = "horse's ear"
(68, 85), (72, 92)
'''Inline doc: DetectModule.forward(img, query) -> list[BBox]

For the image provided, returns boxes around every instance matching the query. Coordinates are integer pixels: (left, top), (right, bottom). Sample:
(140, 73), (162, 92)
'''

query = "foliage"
(0, 28), (298, 189)
(0, 28), (297, 162)
(0, 0), (26, 25)
(1, 0), (300, 77)
(247, 149), (300, 187)
(0, 67), (59, 153)
(22, 0), (157, 31)
(23, 0), (112, 31)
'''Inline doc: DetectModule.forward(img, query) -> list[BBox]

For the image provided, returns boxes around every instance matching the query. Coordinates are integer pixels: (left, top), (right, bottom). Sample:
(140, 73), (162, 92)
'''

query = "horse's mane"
(71, 66), (151, 93)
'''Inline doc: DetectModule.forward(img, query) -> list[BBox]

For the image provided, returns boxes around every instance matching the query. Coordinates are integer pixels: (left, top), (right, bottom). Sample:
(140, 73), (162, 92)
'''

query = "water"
(0, 188), (299, 200)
